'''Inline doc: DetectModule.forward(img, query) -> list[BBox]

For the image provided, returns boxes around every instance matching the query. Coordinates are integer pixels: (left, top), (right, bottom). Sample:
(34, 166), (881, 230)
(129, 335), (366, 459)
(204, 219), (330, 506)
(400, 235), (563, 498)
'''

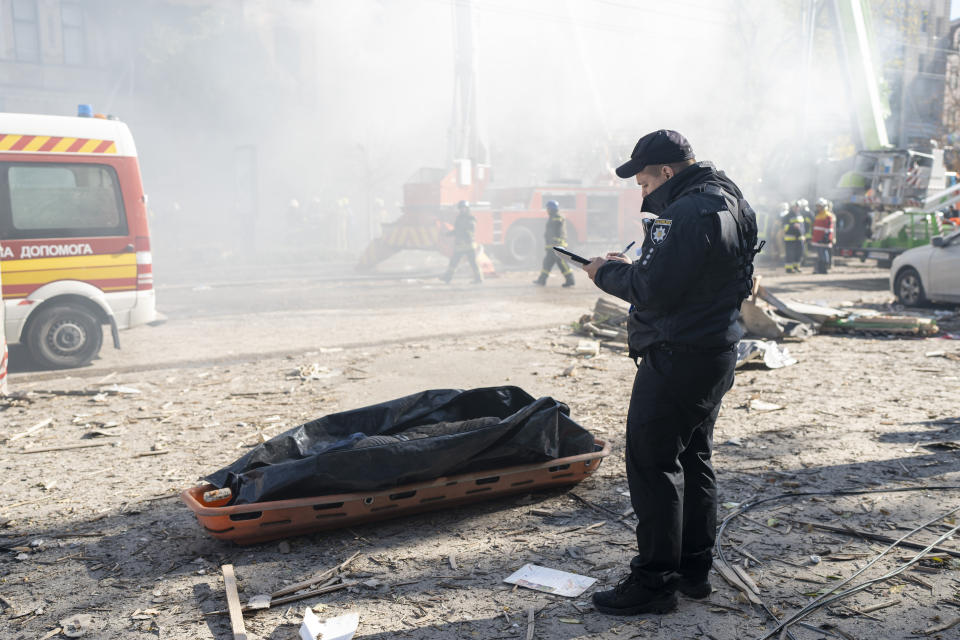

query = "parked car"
(890, 229), (960, 306)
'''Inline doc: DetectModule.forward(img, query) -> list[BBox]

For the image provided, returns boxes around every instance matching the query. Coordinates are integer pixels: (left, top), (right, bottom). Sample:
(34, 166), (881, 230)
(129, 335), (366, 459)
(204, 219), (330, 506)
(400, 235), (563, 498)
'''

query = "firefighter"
(811, 197), (837, 274)
(797, 198), (813, 246)
(441, 200), (483, 284)
(783, 201), (806, 273)
(533, 200), (575, 287)
(765, 202), (789, 264)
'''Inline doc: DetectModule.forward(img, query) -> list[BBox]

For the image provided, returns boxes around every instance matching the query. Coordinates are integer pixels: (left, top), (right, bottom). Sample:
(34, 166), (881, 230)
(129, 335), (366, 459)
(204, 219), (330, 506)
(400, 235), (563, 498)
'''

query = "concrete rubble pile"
(578, 286), (940, 374)
(576, 298), (629, 345)
(741, 286), (939, 338)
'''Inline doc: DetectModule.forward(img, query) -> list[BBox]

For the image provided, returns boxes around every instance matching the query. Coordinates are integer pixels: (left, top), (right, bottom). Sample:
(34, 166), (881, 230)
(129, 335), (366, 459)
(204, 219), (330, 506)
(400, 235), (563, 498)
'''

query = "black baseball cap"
(615, 129), (695, 179)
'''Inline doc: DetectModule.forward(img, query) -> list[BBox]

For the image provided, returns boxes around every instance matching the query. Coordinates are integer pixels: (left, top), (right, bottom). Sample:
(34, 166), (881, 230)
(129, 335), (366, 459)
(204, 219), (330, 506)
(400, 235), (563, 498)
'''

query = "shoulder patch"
(651, 218), (672, 245)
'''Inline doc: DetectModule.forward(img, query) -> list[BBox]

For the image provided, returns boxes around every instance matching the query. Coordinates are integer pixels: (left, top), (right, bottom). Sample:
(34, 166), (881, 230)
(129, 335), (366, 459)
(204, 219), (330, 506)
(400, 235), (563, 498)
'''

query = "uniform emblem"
(651, 219), (672, 245)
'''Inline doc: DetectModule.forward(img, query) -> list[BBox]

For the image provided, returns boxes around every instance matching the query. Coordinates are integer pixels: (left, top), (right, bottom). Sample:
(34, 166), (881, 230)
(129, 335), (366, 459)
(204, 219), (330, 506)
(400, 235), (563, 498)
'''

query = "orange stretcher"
(182, 439), (609, 544)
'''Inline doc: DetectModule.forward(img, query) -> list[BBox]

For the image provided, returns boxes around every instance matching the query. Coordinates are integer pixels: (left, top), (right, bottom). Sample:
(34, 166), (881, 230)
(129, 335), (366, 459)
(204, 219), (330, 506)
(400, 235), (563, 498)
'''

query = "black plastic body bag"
(205, 386), (595, 505)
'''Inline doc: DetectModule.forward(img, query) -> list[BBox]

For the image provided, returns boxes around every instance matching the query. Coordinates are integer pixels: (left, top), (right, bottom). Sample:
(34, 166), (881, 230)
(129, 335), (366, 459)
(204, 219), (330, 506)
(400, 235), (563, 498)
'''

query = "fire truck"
(360, 160), (646, 269)
(358, 0), (646, 271)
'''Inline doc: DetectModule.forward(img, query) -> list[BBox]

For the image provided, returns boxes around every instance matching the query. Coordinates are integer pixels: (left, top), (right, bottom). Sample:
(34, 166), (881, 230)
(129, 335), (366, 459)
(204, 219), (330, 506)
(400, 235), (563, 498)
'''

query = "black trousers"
(625, 343), (736, 588)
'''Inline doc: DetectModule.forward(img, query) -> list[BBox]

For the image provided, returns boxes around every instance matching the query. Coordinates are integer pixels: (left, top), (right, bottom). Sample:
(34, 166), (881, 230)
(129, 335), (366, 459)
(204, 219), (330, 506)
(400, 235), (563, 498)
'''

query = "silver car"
(891, 229), (960, 306)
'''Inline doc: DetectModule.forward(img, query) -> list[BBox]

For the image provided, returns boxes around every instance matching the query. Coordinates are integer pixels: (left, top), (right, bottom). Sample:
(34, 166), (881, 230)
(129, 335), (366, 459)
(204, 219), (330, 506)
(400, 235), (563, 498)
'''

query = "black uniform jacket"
(594, 161), (750, 357)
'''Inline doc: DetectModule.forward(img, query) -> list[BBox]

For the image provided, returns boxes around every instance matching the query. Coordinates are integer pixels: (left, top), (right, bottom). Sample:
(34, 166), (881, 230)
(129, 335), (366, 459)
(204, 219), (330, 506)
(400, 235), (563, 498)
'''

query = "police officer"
(441, 200), (483, 284)
(783, 201), (806, 273)
(533, 200), (575, 287)
(582, 130), (761, 616)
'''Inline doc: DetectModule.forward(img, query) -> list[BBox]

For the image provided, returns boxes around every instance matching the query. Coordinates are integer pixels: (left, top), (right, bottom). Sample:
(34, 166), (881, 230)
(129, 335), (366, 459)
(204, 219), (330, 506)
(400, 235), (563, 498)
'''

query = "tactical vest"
(683, 185), (763, 310)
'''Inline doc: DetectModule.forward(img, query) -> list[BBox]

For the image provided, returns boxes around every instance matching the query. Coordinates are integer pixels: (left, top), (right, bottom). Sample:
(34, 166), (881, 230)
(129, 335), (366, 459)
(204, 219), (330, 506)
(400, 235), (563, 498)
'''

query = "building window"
(61, 1), (84, 65)
(12, 0), (40, 62)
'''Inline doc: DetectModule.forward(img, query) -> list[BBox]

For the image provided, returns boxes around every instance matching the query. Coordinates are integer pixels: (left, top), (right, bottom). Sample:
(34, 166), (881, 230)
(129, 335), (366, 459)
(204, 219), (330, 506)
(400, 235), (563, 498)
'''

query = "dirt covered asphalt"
(2, 260), (959, 639)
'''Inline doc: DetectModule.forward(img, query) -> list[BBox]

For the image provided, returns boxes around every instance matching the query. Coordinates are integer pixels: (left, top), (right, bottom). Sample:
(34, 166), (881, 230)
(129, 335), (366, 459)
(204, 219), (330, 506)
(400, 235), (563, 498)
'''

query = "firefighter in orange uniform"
(811, 198), (837, 274)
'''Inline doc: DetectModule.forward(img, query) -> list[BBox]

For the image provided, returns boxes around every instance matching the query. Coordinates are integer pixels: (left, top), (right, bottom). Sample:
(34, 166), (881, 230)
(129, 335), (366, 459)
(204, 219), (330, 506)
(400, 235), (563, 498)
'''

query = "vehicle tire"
(503, 223), (539, 265)
(835, 204), (870, 247)
(25, 304), (103, 369)
(894, 267), (928, 307)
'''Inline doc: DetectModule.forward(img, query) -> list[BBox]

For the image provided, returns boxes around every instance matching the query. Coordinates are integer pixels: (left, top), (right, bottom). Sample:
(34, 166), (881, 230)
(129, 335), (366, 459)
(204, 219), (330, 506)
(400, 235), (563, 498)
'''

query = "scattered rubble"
(737, 340), (797, 369)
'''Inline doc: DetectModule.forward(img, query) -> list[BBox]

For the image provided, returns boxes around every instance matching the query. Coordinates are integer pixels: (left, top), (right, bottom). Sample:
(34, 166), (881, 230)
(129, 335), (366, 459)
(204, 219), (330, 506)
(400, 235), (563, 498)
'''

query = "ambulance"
(0, 110), (155, 369)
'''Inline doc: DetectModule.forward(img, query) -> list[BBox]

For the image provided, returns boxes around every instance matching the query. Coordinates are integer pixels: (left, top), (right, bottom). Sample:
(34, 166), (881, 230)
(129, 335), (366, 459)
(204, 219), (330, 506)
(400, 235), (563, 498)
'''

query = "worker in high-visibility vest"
(533, 200), (575, 287)
(811, 198), (837, 274)
(782, 202), (806, 273)
(765, 202), (789, 264)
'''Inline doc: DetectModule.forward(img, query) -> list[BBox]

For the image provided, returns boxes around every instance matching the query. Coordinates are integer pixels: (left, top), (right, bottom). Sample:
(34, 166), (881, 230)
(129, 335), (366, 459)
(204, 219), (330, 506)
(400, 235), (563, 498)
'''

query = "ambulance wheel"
(26, 305), (103, 369)
(894, 267), (927, 307)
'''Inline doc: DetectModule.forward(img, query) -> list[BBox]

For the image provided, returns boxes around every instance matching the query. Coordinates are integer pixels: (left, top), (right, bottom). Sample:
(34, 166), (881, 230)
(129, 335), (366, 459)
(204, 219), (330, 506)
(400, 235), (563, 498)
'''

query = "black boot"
(676, 574), (712, 599)
(562, 273), (575, 287)
(532, 274), (547, 286)
(591, 573), (678, 616)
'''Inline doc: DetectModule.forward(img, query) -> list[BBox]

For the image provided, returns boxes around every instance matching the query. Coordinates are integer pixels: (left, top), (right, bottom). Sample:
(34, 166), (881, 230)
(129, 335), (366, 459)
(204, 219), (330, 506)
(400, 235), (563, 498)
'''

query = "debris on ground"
(745, 286), (939, 338)
(221, 564), (247, 640)
(821, 313), (939, 335)
(748, 399), (785, 412)
(576, 298), (629, 344)
(289, 363), (343, 381)
(737, 339), (798, 369)
(740, 286), (825, 338)
(504, 564), (597, 597)
(5, 266), (960, 640)
(575, 340), (600, 357)
(300, 610), (359, 640)
(59, 613), (93, 638)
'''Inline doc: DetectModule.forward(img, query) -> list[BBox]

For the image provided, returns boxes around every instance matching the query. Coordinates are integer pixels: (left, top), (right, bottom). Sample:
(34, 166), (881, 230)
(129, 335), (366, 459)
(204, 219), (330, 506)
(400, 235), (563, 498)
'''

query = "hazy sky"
(309, 0), (849, 200)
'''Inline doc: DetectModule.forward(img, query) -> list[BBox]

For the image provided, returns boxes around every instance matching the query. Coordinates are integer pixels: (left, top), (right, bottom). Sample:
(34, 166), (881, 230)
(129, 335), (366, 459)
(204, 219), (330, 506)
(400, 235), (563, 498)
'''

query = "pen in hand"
(621, 241), (635, 255)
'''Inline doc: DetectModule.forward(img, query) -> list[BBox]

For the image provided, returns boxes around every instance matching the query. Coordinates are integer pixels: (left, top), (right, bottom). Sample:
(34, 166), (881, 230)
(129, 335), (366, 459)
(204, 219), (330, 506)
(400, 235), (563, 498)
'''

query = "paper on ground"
(300, 609), (359, 640)
(504, 564), (596, 597)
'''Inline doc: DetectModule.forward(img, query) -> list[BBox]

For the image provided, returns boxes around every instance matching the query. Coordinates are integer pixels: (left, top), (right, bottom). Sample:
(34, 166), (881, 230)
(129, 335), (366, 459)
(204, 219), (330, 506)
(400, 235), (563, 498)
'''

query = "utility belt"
(633, 341), (735, 366)
(650, 341), (735, 355)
